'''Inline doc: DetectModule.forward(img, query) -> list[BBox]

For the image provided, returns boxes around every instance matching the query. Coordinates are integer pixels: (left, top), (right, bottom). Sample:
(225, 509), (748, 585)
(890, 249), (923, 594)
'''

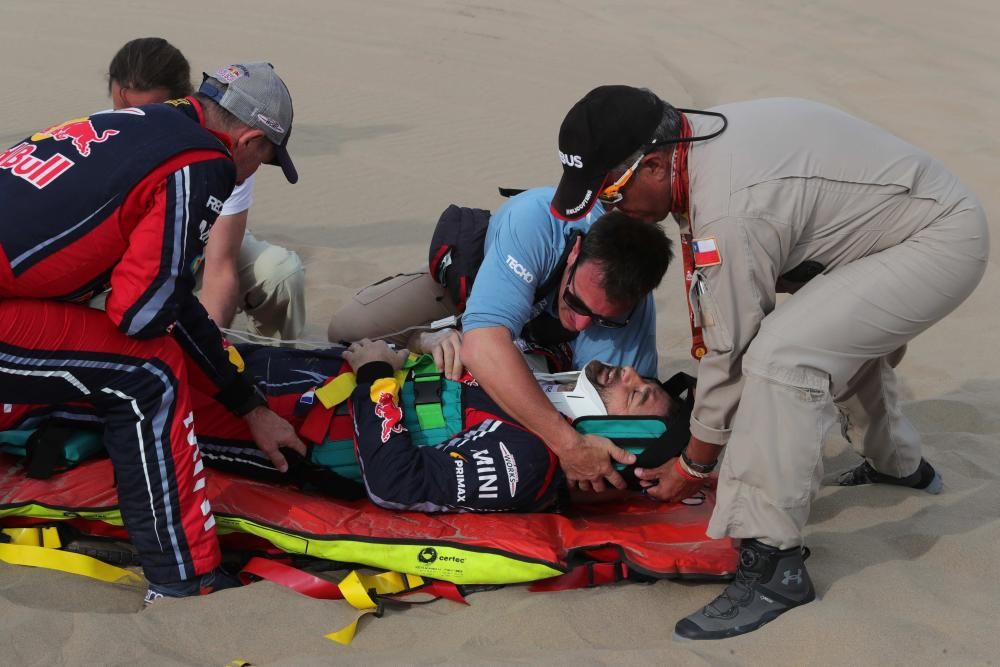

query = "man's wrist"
(217, 376), (267, 416)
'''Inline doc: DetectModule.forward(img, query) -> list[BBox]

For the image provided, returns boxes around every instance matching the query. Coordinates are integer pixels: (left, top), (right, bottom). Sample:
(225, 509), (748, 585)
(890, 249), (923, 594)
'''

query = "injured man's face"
(584, 360), (675, 418)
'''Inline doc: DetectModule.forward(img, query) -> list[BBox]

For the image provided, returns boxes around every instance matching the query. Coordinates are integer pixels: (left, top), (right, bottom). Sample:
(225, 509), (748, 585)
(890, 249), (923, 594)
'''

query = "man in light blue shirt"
(463, 187), (659, 377)
(460, 189), (672, 495)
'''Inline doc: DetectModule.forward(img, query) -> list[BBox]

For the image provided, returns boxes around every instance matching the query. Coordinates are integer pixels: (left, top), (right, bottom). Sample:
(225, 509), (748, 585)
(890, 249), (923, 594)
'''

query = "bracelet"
(675, 457), (707, 482)
(681, 450), (717, 475)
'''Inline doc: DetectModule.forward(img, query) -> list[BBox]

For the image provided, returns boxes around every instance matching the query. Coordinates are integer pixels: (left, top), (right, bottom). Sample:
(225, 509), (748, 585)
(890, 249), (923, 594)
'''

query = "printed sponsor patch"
(499, 442), (519, 496)
(215, 64), (249, 83)
(31, 117), (119, 158)
(0, 142), (74, 189)
(256, 113), (285, 134)
(692, 237), (722, 267)
(373, 391), (405, 443)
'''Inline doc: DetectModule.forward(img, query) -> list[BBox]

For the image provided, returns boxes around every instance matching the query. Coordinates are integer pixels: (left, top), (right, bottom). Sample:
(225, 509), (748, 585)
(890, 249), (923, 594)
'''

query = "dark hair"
(107, 37), (192, 98)
(577, 210), (673, 305)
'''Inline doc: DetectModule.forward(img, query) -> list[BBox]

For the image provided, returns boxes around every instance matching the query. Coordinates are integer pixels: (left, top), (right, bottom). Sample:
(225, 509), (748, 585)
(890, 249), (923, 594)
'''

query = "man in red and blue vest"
(0, 61), (305, 604)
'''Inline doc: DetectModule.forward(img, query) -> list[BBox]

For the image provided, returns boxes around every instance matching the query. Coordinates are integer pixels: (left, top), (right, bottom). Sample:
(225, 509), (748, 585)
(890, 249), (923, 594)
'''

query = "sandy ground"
(0, 0), (998, 664)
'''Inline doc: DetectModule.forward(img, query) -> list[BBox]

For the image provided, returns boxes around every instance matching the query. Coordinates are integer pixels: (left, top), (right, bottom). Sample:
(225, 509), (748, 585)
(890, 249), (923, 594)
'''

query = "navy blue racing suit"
(351, 360), (565, 512)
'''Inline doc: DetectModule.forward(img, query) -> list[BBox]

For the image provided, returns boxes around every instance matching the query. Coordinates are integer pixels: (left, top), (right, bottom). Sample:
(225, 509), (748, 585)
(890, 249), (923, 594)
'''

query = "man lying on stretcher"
(337, 338), (694, 512)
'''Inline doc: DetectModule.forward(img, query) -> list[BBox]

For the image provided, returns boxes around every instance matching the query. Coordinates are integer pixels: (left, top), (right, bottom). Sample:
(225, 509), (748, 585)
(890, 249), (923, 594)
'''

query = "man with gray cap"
(550, 86), (988, 639)
(0, 61), (303, 604)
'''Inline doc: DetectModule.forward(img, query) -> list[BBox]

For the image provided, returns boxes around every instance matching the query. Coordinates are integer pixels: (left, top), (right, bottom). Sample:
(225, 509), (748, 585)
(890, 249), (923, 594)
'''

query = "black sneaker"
(674, 539), (816, 640)
(144, 568), (241, 606)
(836, 457), (942, 494)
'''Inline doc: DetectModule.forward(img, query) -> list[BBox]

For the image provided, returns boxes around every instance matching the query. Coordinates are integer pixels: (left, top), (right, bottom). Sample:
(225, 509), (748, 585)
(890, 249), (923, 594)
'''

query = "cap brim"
(267, 144), (298, 184)
(550, 169), (608, 221)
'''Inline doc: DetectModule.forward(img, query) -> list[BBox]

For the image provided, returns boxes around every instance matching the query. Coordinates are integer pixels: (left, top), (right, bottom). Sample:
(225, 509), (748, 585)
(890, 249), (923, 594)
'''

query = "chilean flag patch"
(692, 237), (722, 267)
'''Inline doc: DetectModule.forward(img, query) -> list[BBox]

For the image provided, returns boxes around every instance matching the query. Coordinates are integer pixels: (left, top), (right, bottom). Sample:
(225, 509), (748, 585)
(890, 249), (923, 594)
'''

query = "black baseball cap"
(551, 85), (664, 221)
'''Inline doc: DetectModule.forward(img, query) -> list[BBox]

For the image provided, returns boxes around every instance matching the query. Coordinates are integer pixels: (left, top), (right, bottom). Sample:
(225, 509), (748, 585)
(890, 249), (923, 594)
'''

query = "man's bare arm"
(200, 210), (247, 327)
(461, 326), (634, 490)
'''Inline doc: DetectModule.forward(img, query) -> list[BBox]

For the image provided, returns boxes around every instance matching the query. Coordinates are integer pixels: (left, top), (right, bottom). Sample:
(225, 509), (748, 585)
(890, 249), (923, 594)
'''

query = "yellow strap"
(314, 369), (411, 410)
(0, 542), (142, 585)
(326, 569), (426, 644)
(315, 373), (357, 409)
(226, 345), (246, 373)
(325, 608), (378, 645)
(2, 527), (62, 548)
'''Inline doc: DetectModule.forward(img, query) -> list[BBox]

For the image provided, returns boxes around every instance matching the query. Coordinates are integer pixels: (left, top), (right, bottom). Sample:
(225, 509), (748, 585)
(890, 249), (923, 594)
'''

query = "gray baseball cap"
(198, 62), (298, 184)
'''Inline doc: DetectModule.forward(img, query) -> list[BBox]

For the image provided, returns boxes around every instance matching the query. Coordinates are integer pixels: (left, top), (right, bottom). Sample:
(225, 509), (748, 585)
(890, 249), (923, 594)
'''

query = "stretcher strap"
(315, 369), (410, 410)
(527, 561), (629, 592)
(0, 541), (143, 586)
(315, 373), (358, 409)
(239, 557), (466, 644)
(412, 374), (446, 430)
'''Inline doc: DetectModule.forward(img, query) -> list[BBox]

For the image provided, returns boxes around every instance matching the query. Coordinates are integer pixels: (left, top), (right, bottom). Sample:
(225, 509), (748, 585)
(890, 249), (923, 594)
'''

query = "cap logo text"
(559, 151), (583, 168)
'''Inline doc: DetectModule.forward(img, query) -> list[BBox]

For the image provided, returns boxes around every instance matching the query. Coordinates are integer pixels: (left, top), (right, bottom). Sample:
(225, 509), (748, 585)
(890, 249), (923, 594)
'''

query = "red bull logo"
(0, 142), (74, 189)
(373, 391), (405, 443)
(31, 117), (119, 157)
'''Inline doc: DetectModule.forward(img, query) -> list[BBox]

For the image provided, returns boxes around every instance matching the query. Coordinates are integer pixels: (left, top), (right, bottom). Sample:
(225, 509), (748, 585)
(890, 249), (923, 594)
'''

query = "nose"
(570, 312), (592, 332)
(620, 366), (639, 384)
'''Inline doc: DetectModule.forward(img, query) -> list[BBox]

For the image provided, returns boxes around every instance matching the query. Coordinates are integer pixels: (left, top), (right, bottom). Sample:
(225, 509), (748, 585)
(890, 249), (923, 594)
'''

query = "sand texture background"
(0, 0), (998, 664)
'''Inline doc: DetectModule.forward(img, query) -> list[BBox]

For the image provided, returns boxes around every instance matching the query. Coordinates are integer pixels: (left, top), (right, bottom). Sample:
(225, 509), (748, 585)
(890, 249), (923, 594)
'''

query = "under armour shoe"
(674, 539), (816, 640)
(836, 457), (942, 495)
(144, 568), (241, 606)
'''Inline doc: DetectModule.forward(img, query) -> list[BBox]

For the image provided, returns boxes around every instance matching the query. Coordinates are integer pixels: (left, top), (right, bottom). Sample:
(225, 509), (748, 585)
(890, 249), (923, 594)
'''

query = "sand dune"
(0, 0), (997, 663)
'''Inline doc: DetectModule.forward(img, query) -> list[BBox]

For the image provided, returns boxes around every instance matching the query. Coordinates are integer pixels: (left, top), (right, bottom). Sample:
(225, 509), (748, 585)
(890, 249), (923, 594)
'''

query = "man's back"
(0, 103), (234, 302)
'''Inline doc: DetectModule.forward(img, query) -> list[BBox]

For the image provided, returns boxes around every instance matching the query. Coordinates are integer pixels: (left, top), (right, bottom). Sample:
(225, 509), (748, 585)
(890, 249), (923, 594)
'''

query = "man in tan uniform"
(550, 87), (989, 639)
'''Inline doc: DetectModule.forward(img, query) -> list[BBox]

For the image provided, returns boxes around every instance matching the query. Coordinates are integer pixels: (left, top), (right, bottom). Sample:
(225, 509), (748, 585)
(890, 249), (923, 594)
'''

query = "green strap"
(412, 375), (447, 430)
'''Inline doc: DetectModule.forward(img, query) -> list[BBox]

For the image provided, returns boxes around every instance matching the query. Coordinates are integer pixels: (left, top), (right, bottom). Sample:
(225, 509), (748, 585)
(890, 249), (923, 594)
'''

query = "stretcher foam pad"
(0, 456), (737, 584)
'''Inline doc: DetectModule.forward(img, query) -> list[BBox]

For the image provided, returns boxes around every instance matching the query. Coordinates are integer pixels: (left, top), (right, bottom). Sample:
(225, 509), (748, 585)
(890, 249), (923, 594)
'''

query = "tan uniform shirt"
(682, 97), (980, 445)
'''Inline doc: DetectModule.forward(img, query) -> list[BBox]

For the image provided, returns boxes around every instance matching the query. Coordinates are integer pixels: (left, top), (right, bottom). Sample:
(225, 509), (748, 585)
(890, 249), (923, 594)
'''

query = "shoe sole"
(672, 608), (793, 641)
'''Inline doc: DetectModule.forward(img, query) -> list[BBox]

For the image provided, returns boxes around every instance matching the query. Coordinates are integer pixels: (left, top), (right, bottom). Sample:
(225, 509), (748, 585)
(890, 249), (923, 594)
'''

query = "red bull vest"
(0, 99), (233, 299)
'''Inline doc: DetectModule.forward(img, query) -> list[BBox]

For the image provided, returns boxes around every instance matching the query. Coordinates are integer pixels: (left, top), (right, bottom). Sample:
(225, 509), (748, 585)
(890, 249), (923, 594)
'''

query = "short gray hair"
(610, 89), (682, 174)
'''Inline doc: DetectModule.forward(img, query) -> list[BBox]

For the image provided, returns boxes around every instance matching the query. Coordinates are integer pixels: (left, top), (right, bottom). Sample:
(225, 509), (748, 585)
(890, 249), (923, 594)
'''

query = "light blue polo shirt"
(461, 187), (658, 376)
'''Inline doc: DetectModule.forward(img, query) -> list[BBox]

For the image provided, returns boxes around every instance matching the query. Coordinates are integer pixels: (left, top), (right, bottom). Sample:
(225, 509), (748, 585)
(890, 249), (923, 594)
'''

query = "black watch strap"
(681, 450), (717, 474)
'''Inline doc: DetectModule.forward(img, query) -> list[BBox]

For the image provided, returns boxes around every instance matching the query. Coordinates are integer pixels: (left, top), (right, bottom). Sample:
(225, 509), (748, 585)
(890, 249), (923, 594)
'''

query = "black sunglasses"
(563, 260), (635, 329)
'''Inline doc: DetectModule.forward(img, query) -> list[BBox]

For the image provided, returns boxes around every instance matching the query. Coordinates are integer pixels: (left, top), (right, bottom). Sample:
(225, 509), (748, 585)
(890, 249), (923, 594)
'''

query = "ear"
(641, 150), (671, 183)
(234, 128), (267, 150)
(566, 234), (583, 265)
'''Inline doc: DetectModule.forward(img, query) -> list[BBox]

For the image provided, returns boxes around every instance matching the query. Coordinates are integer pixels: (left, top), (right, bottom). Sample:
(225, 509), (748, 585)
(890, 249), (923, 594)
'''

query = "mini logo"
(256, 113), (285, 134)
(781, 569), (803, 586)
(505, 255), (535, 284)
(374, 391), (405, 443)
(418, 547), (438, 563)
(32, 118), (119, 157)
(559, 151), (583, 168)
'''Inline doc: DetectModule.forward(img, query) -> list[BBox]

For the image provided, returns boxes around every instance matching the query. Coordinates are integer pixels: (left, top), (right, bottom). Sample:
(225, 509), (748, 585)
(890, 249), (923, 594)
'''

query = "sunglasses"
(563, 260), (634, 329)
(597, 139), (659, 206)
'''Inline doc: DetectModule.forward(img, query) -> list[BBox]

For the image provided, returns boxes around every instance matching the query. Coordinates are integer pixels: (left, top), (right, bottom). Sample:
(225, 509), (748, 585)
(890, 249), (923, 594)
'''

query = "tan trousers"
(707, 207), (989, 548)
(327, 270), (456, 347)
(237, 232), (305, 340)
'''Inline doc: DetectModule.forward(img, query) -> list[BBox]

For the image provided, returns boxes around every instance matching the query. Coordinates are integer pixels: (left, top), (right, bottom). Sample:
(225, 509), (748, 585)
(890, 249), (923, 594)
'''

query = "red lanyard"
(672, 115), (706, 360)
